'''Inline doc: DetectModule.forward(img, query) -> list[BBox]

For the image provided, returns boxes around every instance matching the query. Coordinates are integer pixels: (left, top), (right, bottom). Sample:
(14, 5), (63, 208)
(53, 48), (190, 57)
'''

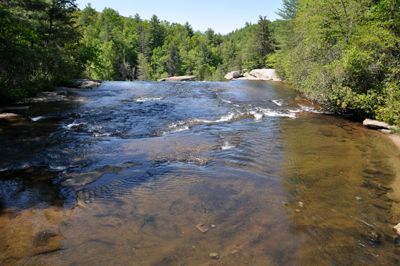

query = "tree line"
(0, 0), (94, 103)
(76, 4), (276, 82)
(2, 0), (399, 126)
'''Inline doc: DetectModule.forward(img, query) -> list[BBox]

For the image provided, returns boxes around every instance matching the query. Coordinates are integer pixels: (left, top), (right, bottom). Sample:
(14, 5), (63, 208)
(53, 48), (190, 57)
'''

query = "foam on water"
(66, 122), (86, 129)
(220, 98), (232, 104)
(272, 99), (283, 106)
(135, 96), (163, 102)
(221, 141), (235, 150)
(261, 109), (297, 119)
(31, 116), (45, 122)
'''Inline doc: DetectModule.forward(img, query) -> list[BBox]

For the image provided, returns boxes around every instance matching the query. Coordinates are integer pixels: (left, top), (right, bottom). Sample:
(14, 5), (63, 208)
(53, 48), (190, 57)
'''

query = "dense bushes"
(275, 0), (400, 125)
(0, 0), (97, 103)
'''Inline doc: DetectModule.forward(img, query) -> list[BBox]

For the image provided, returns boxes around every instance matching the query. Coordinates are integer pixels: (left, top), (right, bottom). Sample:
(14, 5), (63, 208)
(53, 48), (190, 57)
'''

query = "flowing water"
(0, 81), (400, 265)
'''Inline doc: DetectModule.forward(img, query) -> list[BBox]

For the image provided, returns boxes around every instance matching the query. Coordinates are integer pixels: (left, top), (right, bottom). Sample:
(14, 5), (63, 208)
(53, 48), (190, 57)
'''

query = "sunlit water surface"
(0, 81), (399, 265)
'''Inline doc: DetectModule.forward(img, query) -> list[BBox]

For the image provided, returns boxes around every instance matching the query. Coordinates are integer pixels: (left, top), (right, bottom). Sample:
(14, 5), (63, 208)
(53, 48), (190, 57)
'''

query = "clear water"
(0, 81), (399, 265)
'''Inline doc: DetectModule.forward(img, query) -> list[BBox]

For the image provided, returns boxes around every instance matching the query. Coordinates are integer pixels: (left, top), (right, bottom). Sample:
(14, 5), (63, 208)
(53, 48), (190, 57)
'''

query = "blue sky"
(74, 0), (283, 34)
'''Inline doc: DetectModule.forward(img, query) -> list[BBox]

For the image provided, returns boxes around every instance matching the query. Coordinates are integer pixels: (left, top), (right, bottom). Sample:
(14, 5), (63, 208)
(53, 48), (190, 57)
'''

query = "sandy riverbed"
(386, 134), (400, 225)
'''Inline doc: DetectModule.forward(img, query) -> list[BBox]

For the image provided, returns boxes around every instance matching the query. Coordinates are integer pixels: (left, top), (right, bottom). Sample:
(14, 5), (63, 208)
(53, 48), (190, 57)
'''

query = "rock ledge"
(159, 76), (196, 82)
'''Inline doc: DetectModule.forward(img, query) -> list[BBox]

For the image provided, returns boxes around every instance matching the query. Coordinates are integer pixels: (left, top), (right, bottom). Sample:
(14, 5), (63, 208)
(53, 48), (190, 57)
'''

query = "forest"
(0, 0), (399, 125)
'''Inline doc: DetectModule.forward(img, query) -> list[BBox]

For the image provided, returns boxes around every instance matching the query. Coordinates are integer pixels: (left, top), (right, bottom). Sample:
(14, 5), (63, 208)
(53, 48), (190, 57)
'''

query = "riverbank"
(363, 122), (400, 238)
(0, 79), (102, 117)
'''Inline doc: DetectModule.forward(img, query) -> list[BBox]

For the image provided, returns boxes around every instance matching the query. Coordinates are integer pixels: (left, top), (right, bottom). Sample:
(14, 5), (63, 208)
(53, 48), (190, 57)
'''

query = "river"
(0, 81), (399, 265)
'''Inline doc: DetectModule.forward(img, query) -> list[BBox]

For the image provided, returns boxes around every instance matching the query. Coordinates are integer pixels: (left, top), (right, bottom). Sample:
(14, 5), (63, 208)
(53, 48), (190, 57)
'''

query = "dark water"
(0, 81), (399, 265)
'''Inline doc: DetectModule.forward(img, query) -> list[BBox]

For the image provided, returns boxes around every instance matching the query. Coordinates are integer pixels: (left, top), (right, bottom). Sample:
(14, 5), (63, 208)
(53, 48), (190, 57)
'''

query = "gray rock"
(233, 73), (259, 81)
(249, 69), (278, 80)
(379, 129), (393, 134)
(0, 113), (20, 119)
(363, 119), (390, 130)
(71, 79), (102, 88)
(159, 76), (196, 82)
(62, 165), (124, 186)
(224, 71), (243, 80)
(209, 253), (219, 260)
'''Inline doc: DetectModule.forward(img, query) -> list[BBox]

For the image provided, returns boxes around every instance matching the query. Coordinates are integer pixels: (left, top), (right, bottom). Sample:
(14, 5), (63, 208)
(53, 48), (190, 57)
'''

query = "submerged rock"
(196, 223), (209, 234)
(368, 231), (382, 244)
(62, 165), (124, 186)
(209, 252), (219, 260)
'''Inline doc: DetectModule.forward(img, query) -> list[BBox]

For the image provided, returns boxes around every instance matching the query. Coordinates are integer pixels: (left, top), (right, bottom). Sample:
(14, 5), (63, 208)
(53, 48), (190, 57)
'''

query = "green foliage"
(0, 0), (97, 103)
(74, 8), (276, 82)
(275, 0), (400, 125)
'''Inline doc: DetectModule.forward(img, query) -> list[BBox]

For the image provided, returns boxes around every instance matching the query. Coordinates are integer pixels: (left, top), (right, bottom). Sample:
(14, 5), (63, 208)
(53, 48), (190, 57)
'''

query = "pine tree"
(167, 42), (180, 76)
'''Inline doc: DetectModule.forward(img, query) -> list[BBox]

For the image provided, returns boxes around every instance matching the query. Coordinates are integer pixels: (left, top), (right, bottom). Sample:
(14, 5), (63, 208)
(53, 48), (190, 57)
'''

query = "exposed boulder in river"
(158, 76), (196, 82)
(363, 119), (399, 133)
(224, 71), (243, 80)
(249, 69), (278, 80)
(234, 72), (259, 81)
(70, 79), (103, 88)
(363, 119), (390, 129)
(225, 69), (281, 81)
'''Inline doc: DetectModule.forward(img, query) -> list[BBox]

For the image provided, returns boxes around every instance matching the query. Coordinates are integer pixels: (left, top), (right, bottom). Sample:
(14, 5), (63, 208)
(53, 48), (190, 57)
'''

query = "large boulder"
(249, 69), (277, 80)
(363, 119), (390, 130)
(70, 79), (102, 88)
(233, 73), (259, 80)
(159, 76), (196, 82)
(224, 71), (243, 80)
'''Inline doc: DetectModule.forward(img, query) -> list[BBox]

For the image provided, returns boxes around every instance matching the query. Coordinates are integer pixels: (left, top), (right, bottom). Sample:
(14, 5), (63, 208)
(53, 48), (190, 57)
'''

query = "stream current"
(0, 81), (400, 265)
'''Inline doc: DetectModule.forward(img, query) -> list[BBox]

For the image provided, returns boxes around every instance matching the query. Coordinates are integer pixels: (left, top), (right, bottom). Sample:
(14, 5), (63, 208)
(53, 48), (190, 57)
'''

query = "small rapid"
(0, 80), (399, 265)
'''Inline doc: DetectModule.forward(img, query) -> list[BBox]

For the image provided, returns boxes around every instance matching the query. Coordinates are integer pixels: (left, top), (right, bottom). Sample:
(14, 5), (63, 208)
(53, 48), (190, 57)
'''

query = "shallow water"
(0, 81), (399, 265)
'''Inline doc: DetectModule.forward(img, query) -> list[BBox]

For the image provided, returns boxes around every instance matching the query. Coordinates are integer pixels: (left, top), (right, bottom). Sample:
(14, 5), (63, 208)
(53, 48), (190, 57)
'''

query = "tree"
(0, 0), (91, 103)
(253, 16), (274, 68)
(147, 14), (165, 55)
(137, 53), (153, 81)
(276, 0), (299, 21)
(167, 41), (180, 76)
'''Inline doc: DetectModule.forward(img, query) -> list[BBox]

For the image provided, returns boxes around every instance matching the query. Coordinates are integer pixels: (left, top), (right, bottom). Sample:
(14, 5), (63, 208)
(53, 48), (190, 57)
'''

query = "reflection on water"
(0, 81), (399, 265)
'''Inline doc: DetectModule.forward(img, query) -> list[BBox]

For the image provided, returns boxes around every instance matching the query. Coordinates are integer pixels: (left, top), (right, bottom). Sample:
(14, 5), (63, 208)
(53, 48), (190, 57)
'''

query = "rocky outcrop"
(225, 69), (281, 81)
(159, 76), (196, 82)
(363, 119), (400, 135)
(363, 119), (391, 130)
(69, 79), (103, 88)
(224, 71), (243, 80)
(28, 89), (71, 103)
(249, 69), (278, 80)
(233, 73), (259, 81)
(0, 113), (20, 119)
